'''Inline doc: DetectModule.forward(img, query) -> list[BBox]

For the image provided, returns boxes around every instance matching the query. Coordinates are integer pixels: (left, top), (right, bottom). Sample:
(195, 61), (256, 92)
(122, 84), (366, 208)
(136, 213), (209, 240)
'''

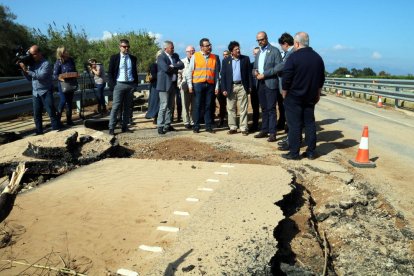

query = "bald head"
(294, 32), (310, 49)
(185, 45), (195, 58)
(29, 45), (42, 61)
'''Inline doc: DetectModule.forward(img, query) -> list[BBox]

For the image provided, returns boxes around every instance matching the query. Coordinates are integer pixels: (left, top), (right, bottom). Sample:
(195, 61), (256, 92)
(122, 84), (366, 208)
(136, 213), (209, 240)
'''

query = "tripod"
(79, 65), (97, 120)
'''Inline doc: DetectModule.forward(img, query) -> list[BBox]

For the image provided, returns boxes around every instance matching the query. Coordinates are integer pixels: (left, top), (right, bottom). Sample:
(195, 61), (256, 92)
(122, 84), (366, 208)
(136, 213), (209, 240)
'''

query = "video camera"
(15, 46), (34, 66)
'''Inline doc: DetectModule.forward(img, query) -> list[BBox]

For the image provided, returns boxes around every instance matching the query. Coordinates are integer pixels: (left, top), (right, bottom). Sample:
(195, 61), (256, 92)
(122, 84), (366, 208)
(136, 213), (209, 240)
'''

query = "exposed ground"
(0, 93), (413, 275)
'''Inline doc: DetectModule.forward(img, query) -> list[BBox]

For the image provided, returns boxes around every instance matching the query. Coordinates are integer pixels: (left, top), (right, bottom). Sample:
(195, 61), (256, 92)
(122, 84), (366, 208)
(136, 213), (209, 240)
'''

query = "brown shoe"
(267, 134), (277, 142)
(241, 130), (249, 136)
(254, 132), (268, 138)
(227, 129), (237, 135)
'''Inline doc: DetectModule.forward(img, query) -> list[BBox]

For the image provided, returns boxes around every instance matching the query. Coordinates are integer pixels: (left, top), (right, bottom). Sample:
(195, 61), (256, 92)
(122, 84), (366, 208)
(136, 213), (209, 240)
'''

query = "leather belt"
(233, 81), (242, 84)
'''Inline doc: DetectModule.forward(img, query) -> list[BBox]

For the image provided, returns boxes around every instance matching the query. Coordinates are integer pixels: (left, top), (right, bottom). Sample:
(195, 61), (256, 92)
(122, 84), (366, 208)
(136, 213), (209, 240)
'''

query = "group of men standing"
(23, 30), (325, 160)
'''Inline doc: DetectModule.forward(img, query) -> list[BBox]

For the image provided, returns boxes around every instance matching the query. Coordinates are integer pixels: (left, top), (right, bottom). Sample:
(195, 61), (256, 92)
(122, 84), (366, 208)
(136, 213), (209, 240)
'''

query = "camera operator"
(18, 45), (60, 135)
(87, 59), (107, 114)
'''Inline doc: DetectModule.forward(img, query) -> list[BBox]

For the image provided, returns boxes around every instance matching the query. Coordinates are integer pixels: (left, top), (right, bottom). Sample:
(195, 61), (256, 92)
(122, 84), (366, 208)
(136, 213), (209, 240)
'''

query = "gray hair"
(294, 32), (310, 47)
(163, 40), (173, 49)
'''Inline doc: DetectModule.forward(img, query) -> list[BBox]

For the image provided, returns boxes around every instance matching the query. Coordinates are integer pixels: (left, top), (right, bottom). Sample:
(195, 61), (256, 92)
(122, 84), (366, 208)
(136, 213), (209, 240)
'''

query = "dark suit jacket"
(156, 51), (184, 92)
(107, 53), (138, 89)
(220, 55), (252, 96)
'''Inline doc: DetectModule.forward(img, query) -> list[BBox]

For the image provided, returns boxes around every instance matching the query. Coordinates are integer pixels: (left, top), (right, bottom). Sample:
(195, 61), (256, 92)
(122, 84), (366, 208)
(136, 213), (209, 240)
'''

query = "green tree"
(332, 67), (350, 76)
(360, 67), (376, 77)
(0, 5), (33, 76)
(350, 68), (362, 77)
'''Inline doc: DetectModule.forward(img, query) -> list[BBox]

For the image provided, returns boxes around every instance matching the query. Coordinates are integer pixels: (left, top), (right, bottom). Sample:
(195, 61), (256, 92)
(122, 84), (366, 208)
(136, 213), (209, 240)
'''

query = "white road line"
(214, 171), (229, 175)
(221, 164), (235, 168)
(157, 226), (180, 232)
(174, 211), (190, 216)
(324, 96), (414, 128)
(198, 187), (213, 192)
(116, 268), (139, 276)
(186, 197), (199, 202)
(206, 178), (220, 183)
(139, 245), (163, 253)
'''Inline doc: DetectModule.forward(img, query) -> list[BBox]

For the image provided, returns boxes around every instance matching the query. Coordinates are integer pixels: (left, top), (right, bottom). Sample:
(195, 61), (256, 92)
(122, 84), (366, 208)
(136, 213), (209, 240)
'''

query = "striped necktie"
(123, 55), (128, 81)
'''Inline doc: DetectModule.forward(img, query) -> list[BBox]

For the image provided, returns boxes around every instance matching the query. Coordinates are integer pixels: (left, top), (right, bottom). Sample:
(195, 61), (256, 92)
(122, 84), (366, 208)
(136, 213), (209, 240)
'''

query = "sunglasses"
(256, 38), (266, 42)
(120, 45), (130, 49)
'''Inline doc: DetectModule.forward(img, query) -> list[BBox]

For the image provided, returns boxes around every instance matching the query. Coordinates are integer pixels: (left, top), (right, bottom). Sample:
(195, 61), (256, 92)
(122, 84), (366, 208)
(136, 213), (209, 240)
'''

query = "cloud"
(102, 31), (114, 40)
(332, 44), (352, 51)
(372, 51), (382, 59)
(148, 31), (162, 43)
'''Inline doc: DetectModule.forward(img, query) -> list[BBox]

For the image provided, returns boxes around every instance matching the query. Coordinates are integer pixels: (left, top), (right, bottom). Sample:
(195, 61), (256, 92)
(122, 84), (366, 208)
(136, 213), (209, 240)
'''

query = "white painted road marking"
(174, 211), (190, 216)
(139, 245), (163, 253)
(221, 164), (235, 168)
(198, 187), (213, 192)
(157, 226), (180, 232)
(186, 197), (199, 202)
(214, 171), (229, 175)
(116, 268), (139, 276)
(206, 178), (220, 183)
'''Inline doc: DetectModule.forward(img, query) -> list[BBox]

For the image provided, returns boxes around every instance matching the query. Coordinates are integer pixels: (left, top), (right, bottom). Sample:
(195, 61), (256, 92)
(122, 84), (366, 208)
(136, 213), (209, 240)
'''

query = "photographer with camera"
(53, 46), (79, 126)
(18, 45), (60, 135)
(87, 58), (107, 114)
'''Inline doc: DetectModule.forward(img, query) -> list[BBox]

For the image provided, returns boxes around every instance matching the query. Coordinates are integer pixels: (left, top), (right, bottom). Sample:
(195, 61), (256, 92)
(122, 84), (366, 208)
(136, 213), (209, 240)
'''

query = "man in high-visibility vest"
(187, 38), (221, 133)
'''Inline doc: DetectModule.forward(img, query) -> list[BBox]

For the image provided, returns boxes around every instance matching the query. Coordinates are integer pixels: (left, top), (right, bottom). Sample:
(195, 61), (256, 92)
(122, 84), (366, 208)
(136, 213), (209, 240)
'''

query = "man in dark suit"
(221, 41), (252, 135)
(107, 39), (138, 135)
(253, 31), (283, 142)
(156, 41), (184, 134)
(281, 32), (325, 160)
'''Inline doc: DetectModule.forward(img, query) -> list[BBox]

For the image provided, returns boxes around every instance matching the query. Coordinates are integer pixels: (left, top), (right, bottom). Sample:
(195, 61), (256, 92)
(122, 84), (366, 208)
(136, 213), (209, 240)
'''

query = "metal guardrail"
(0, 72), (149, 120)
(324, 77), (414, 108)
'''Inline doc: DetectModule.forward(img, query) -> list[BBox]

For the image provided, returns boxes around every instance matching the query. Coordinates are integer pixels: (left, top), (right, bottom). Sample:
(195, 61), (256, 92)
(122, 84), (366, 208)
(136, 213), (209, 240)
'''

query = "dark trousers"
(175, 87), (182, 120)
(258, 81), (277, 134)
(284, 96), (316, 156)
(193, 82), (214, 130)
(210, 92), (226, 121)
(250, 88), (260, 128)
(33, 91), (59, 134)
(277, 91), (286, 127)
(109, 82), (134, 130)
(57, 83), (74, 121)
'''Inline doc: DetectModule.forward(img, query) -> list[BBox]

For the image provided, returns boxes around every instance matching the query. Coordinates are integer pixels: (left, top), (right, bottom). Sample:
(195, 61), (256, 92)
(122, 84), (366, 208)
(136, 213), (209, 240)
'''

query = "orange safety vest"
(192, 52), (217, 84)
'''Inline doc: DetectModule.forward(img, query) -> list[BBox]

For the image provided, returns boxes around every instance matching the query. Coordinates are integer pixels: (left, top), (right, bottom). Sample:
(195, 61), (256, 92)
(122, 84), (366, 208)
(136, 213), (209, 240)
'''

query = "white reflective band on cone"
(359, 137), (369, 150)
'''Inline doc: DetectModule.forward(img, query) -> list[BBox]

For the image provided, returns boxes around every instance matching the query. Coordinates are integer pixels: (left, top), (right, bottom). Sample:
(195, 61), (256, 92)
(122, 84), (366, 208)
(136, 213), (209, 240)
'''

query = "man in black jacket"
(107, 39), (138, 135)
(281, 32), (325, 160)
(221, 41), (252, 135)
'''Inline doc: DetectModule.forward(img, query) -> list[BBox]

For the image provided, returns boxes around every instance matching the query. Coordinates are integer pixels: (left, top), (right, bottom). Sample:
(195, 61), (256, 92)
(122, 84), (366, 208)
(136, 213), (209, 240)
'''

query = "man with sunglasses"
(187, 38), (220, 133)
(107, 39), (138, 135)
(253, 31), (283, 142)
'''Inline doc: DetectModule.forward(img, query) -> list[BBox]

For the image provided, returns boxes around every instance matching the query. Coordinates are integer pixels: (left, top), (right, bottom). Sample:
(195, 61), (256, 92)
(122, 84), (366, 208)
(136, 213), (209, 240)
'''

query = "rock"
(316, 212), (329, 222)
(182, 264), (195, 272)
(339, 201), (354, 210)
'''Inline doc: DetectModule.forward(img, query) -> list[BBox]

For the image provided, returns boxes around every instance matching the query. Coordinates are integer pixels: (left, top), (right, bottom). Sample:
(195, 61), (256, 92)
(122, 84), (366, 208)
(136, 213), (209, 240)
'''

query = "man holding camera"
(18, 45), (60, 135)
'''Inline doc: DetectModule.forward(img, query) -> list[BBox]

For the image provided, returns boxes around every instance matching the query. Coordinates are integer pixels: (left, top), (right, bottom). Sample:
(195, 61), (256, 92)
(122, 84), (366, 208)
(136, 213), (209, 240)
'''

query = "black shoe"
(158, 127), (166, 135)
(122, 127), (131, 133)
(249, 126), (259, 133)
(67, 120), (75, 126)
(241, 130), (249, 136)
(254, 132), (268, 138)
(165, 125), (176, 132)
(109, 129), (115, 136)
(267, 134), (277, 142)
(227, 129), (237, 135)
(216, 119), (225, 128)
(184, 124), (192, 129)
(281, 153), (301, 160)
(302, 151), (317, 160)
(278, 137), (289, 145)
(206, 128), (215, 133)
(193, 128), (200, 133)
(34, 131), (44, 136)
(278, 145), (289, 151)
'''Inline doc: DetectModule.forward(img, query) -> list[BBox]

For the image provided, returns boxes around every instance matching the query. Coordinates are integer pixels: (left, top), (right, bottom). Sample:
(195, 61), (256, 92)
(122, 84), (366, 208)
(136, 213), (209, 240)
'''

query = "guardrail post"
(395, 87), (400, 109)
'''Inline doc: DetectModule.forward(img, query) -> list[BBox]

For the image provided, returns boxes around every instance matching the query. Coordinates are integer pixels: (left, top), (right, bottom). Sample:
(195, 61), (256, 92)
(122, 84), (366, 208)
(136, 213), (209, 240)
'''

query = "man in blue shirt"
(18, 45), (60, 135)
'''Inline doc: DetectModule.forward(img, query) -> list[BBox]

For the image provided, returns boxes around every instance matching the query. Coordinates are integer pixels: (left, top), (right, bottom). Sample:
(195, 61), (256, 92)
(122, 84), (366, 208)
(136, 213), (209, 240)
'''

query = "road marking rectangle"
(186, 197), (199, 202)
(157, 226), (179, 232)
(116, 268), (139, 276)
(139, 245), (163, 253)
(206, 179), (220, 183)
(174, 211), (190, 216)
(198, 187), (213, 192)
(214, 171), (229, 175)
(221, 164), (234, 168)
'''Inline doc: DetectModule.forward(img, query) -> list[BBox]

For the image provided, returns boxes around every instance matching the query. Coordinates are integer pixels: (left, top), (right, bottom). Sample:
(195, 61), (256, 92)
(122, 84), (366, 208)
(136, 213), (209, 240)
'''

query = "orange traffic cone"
(349, 126), (376, 168)
(377, 96), (383, 108)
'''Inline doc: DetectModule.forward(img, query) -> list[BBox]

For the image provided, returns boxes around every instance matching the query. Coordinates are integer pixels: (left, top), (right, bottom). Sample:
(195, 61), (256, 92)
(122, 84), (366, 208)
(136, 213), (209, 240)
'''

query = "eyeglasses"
(186, 50), (195, 53)
(202, 44), (212, 48)
(256, 38), (266, 42)
(120, 45), (130, 49)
